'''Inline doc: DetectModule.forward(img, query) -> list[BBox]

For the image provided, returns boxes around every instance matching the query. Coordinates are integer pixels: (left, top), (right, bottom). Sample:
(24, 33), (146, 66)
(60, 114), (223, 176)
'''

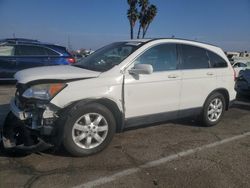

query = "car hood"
(15, 65), (101, 84)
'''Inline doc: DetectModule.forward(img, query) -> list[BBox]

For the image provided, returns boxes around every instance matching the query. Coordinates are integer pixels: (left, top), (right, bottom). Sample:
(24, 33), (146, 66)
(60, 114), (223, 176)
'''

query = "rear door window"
(15, 45), (47, 56)
(0, 45), (14, 56)
(207, 51), (228, 68)
(180, 44), (209, 69)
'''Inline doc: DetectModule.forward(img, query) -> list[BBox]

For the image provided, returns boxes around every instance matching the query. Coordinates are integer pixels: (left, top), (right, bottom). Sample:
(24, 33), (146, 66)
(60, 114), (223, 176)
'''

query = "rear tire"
(201, 92), (226, 127)
(62, 103), (116, 157)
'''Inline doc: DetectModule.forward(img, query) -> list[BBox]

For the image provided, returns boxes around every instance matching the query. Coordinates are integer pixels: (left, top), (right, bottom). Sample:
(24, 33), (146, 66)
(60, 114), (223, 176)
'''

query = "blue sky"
(0, 0), (249, 51)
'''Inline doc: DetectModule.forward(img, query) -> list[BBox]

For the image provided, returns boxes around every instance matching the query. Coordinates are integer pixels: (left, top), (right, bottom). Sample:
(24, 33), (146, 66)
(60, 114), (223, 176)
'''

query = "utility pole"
(67, 35), (72, 51)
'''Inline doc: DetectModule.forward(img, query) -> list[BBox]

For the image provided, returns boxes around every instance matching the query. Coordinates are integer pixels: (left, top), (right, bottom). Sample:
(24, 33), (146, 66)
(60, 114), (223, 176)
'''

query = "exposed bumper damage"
(1, 96), (60, 152)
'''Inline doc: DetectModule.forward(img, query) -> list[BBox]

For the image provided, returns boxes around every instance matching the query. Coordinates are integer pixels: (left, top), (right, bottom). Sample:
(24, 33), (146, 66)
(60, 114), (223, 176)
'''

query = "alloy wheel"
(72, 113), (109, 149)
(207, 98), (223, 122)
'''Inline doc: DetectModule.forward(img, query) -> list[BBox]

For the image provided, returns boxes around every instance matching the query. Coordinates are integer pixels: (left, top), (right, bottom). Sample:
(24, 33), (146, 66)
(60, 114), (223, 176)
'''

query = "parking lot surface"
(0, 85), (250, 188)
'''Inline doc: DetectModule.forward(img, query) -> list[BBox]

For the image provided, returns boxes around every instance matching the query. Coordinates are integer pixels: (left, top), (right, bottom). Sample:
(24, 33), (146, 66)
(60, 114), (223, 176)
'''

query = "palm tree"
(137, 0), (149, 39)
(126, 0), (157, 39)
(127, 0), (138, 39)
(142, 5), (157, 38)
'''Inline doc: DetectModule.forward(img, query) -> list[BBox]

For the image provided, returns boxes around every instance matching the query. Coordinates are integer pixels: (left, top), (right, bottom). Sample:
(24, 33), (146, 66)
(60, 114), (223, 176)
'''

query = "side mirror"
(129, 64), (153, 75)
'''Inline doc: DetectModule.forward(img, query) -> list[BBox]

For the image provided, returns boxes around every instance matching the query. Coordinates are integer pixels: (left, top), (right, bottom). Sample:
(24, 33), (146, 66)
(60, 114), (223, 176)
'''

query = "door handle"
(8, 59), (16, 65)
(168, 74), (179, 78)
(206, 72), (214, 76)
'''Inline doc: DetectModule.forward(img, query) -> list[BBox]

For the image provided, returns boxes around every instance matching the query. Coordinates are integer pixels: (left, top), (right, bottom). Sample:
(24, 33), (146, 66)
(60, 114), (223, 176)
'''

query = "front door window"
(134, 44), (178, 72)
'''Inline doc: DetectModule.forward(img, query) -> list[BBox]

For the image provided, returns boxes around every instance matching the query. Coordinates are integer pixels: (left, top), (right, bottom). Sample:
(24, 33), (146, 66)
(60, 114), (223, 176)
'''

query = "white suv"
(2, 39), (236, 156)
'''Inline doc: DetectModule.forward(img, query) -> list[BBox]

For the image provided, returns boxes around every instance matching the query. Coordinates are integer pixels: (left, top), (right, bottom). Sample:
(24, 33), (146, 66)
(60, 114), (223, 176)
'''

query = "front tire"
(201, 92), (226, 127)
(62, 103), (116, 157)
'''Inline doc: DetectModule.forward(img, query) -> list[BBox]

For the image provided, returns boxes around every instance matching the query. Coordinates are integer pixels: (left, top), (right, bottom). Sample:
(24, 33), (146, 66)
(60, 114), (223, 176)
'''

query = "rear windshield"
(45, 45), (71, 56)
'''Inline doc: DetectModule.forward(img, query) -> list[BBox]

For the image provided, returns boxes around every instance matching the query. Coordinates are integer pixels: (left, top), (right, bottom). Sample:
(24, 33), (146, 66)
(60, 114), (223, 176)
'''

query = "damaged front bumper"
(10, 98), (31, 121)
(10, 97), (60, 136)
(2, 97), (61, 152)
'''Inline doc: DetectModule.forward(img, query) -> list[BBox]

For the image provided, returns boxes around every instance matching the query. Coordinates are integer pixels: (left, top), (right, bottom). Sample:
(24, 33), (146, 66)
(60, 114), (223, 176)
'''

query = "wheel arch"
(60, 98), (125, 133)
(205, 88), (230, 110)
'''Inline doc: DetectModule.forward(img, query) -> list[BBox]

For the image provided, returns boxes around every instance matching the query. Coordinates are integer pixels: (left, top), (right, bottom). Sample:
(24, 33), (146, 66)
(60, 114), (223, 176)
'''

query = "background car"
(235, 69), (250, 96)
(73, 54), (85, 62)
(0, 38), (75, 80)
(233, 61), (250, 77)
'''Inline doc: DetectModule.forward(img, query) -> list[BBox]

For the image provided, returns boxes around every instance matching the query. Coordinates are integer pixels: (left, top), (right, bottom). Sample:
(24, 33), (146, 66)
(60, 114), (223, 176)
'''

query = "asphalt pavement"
(0, 85), (250, 188)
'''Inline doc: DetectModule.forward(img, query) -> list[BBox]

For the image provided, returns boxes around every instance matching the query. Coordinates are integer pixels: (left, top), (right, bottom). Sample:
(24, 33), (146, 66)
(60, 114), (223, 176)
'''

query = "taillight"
(67, 57), (76, 64)
(233, 68), (236, 81)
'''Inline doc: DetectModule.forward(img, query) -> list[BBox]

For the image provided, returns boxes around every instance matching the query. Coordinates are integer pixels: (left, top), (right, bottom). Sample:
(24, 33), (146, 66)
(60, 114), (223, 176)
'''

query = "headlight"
(22, 83), (66, 100)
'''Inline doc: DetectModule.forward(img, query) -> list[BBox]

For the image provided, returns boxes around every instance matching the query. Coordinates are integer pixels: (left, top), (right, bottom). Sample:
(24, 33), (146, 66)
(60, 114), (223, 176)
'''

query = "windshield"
(74, 42), (142, 72)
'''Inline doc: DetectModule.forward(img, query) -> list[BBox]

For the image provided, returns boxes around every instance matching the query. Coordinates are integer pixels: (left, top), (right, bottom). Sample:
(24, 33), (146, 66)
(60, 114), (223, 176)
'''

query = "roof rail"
(146, 38), (219, 48)
(2, 38), (40, 44)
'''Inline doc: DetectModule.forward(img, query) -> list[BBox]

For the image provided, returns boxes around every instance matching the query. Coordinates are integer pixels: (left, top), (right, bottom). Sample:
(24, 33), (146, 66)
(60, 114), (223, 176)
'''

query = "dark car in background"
(0, 38), (75, 80)
(235, 69), (250, 96)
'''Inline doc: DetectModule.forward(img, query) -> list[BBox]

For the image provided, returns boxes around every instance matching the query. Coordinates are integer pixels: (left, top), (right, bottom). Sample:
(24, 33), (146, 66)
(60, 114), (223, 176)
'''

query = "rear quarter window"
(0, 45), (14, 56)
(207, 51), (228, 68)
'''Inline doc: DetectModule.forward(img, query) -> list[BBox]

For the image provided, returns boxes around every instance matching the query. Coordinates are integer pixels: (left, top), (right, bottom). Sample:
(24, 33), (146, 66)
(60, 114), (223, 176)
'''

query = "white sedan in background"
(233, 62), (250, 77)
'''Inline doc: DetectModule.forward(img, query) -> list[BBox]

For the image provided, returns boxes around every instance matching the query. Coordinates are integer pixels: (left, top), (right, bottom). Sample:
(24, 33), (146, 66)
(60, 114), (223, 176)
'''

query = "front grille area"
(14, 83), (57, 131)
(15, 83), (26, 109)
(15, 83), (36, 110)
(16, 83), (28, 101)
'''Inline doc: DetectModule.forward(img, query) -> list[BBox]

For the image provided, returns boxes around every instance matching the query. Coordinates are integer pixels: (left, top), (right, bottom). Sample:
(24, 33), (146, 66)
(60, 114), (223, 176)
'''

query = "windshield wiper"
(73, 64), (107, 72)
(73, 64), (91, 70)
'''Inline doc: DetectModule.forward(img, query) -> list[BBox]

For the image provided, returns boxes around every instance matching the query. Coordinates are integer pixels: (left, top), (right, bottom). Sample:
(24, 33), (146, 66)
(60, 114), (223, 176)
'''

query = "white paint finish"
(180, 68), (217, 109)
(15, 65), (101, 84)
(213, 48), (236, 101)
(14, 39), (236, 122)
(73, 132), (250, 188)
(215, 66), (236, 101)
(178, 45), (236, 110)
(118, 39), (227, 72)
(124, 70), (181, 118)
(50, 73), (124, 111)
